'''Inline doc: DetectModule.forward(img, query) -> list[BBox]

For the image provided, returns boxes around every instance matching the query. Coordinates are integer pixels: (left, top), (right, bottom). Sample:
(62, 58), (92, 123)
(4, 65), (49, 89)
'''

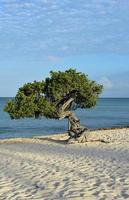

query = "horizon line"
(0, 96), (129, 99)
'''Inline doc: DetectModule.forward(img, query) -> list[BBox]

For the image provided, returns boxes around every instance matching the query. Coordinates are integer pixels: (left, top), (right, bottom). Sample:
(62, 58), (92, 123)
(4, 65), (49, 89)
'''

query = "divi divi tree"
(4, 69), (103, 142)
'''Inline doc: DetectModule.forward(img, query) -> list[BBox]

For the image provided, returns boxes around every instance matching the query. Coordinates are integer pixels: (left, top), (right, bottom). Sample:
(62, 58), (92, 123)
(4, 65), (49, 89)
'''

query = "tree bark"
(55, 93), (88, 141)
(54, 92), (110, 144)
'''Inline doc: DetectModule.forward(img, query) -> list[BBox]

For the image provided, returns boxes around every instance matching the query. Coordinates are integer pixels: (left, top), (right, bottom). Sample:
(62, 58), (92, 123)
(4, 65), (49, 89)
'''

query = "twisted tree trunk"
(55, 93), (88, 142)
(53, 91), (110, 144)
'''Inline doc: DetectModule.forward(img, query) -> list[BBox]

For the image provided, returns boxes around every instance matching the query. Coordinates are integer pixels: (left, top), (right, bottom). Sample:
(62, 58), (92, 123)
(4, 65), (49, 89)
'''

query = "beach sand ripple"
(0, 130), (129, 199)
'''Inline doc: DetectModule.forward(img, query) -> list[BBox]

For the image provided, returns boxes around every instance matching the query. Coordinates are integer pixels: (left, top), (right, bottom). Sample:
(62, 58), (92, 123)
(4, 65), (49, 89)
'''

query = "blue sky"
(0, 0), (129, 97)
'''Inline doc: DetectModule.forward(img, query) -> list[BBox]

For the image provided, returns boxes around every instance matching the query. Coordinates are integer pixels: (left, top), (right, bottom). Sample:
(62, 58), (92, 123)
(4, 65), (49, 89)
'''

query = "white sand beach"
(0, 128), (129, 200)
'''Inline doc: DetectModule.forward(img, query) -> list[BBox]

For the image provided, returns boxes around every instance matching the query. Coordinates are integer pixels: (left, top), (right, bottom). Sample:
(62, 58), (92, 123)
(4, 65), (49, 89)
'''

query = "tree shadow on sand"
(36, 137), (69, 144)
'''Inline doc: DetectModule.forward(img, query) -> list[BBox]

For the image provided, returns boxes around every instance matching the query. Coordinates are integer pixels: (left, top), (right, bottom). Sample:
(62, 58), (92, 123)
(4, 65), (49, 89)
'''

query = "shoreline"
(0, 127), (129, 144)
(93, 125), (129, 130)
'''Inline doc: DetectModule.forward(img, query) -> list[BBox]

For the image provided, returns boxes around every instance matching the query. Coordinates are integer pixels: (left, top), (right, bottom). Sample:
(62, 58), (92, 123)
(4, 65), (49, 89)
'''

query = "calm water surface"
(0, 98), (129, 139)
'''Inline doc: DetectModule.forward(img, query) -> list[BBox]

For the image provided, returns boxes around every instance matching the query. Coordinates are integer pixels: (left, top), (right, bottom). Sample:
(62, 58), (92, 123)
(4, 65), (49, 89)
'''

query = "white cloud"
(99, 77), (113, 90)
(47, 55), (61, 61)
(0, 0), (129, 56)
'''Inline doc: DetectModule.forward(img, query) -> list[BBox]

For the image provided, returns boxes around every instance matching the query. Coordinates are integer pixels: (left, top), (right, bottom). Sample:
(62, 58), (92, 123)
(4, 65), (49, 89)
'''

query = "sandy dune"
(0, 129), (129, 200)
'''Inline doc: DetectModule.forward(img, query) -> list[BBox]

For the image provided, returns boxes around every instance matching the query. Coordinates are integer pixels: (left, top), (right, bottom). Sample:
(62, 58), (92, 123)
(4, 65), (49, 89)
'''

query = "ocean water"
(0, 97), (129, 139)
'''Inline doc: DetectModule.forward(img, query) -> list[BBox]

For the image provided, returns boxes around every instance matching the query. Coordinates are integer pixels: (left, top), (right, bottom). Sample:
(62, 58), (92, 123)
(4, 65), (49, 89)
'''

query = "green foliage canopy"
(4, 69), (103, 119)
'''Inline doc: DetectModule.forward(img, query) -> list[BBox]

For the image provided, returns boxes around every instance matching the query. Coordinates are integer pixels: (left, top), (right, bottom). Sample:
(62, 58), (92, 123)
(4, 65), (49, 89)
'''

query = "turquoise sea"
(0, 98), (129, 139)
